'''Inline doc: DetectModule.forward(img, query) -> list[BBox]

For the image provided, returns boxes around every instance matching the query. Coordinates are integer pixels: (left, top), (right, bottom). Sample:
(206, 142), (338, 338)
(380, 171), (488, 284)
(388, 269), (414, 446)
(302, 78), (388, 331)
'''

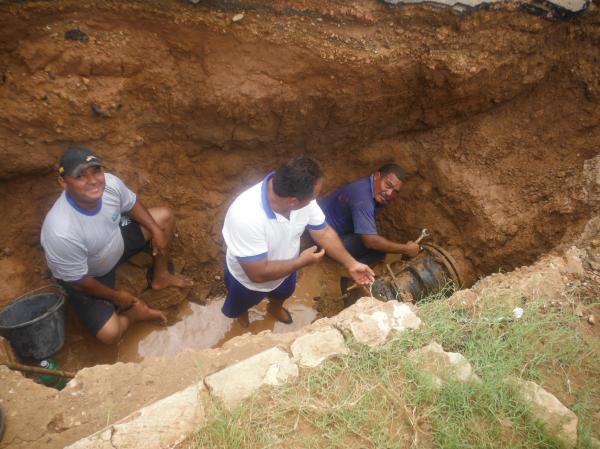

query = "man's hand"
(113, 290), (140, 311)
(347, 261), (375, 286)
(403, 241), (421, 258)
(297, 245), (326, 267)
(151, 227), (169, 257)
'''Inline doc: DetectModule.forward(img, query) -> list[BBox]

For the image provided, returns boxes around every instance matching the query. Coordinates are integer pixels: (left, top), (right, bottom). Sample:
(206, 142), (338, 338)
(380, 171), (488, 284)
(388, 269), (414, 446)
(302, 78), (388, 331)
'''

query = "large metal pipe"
(343, 243), (464, 306)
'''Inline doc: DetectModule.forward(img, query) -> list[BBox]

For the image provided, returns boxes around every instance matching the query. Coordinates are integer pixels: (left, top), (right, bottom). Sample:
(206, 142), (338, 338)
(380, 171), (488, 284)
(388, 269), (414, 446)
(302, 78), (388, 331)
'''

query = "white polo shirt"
(222, 172), (327, 292)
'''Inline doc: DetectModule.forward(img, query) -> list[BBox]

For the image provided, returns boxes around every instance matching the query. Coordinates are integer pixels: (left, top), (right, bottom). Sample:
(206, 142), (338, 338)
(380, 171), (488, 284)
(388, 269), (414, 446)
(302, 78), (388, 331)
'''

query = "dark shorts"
(221, 266), (296, 318)
(58, 219), (148, 336)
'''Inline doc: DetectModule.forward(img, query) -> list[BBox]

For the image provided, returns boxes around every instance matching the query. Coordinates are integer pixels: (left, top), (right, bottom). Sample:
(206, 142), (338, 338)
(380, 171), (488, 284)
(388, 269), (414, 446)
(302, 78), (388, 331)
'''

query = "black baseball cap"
(58, 146), (102, 177)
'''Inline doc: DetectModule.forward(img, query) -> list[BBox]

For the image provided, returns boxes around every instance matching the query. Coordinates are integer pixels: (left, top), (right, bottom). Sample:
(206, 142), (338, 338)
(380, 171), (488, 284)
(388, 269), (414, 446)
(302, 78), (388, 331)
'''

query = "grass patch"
(192, 294), (600, 449)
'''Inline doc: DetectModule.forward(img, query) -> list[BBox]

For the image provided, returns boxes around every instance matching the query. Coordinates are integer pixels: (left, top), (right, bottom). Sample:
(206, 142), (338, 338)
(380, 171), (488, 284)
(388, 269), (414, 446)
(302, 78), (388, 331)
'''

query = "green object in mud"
(38, 359), (67, 390)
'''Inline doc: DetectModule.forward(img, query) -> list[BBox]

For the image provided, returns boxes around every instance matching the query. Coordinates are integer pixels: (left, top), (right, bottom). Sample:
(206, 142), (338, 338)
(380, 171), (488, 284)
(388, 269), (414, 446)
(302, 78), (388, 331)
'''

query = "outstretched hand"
(347, 261), (375, 286)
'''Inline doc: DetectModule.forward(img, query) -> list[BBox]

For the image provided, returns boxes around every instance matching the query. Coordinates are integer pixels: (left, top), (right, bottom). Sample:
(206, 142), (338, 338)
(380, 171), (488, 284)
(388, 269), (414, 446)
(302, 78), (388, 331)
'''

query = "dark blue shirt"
(319, 175), (382, 236)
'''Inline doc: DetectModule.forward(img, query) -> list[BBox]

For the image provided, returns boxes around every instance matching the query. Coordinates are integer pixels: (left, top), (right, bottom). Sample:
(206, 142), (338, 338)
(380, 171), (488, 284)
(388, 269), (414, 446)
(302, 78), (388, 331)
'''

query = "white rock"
(291, 327), (348, 368)
(511, 378), (578, 448)
(264, 359), (299, 385)
(205, 347), (298, 409)
(409, 341), (481, 385)
(65, 383), (204, 449)
(335, 297), (421, 347)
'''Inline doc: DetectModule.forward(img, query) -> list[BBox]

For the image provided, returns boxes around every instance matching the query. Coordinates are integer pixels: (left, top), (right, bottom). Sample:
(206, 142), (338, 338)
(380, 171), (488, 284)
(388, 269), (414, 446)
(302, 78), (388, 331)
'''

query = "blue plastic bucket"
(0, 285), (66, 360)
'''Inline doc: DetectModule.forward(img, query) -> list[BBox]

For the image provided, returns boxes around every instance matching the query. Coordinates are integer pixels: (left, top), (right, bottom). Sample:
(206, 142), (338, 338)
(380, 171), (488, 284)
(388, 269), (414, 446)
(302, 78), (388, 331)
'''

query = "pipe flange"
(421, 243), (464, 289)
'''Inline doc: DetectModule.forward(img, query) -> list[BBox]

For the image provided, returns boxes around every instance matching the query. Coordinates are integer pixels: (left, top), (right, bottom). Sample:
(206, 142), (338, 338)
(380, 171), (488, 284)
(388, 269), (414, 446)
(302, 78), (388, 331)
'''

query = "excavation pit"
(0, 0), (599, 446)
(0, 0), (598, 370)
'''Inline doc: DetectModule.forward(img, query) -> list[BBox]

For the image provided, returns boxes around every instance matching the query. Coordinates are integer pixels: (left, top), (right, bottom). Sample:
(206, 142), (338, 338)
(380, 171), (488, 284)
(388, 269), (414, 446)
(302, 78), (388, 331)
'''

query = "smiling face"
(58, 165), (106, 209)
(373, 171), (402, 205)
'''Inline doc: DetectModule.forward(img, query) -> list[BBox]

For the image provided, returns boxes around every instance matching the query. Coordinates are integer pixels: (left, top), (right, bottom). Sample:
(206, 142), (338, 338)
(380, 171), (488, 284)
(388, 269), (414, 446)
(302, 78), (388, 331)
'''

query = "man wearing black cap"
(41, 146), (193, 344)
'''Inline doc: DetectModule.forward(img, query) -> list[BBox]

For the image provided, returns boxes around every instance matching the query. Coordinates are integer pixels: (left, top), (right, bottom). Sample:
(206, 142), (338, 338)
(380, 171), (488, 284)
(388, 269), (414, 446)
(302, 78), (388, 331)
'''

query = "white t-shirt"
(222, 173), (326, 292)
(41, 173), (137, 282)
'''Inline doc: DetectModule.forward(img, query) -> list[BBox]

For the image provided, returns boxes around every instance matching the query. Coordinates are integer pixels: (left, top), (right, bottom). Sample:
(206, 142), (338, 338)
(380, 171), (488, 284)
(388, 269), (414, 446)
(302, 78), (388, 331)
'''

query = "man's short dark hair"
(377, 163), (407, 182)
(272, 156), (323, 200)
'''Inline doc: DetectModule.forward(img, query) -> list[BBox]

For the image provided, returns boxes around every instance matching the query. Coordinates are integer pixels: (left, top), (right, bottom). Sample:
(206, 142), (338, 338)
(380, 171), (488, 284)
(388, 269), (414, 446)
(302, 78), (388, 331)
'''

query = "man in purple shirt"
(320, 163), (420, 270)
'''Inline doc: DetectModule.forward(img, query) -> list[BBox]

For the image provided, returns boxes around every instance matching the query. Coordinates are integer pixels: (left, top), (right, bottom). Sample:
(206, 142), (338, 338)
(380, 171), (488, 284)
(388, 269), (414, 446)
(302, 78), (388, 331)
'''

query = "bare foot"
(123, 300), (167, 325)
(237, 311), (249, 328)
(151, 271), (193, 290)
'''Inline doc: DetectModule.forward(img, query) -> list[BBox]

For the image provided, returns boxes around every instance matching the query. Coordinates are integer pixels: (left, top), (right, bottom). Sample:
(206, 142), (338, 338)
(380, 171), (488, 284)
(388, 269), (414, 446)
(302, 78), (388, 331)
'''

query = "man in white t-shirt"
(222, 156), (375, 327)
(41, 146), (193, 344)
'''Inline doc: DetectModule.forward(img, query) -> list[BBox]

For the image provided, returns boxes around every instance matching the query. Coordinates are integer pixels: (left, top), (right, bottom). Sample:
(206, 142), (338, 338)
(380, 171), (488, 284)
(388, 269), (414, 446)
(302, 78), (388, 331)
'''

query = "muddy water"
(117, 294), (318, 363)
(53, 271), (321, 372)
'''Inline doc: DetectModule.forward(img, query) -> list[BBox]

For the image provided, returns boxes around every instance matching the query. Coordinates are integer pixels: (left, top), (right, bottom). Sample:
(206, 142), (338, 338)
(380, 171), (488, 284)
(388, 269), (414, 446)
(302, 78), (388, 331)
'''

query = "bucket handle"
(12, 284), (66, 305)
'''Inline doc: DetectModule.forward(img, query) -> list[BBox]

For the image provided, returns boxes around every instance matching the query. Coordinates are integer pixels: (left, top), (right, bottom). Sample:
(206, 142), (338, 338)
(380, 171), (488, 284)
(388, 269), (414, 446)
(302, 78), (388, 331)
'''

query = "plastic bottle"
(38, 359), (67, 390)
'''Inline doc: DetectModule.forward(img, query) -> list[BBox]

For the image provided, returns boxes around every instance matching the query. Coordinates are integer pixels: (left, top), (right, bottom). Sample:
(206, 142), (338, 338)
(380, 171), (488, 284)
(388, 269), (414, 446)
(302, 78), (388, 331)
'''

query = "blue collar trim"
(261, 172), (276, 219)
(65, 192), (102, 216)
(369, 174), (375, 200)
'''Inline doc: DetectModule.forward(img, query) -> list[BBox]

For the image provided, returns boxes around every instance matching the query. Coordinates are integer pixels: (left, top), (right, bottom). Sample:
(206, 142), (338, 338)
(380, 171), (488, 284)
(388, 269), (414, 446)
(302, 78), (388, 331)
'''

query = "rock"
(115, 263), (147, 296)
(291, 327), (348, 368)
(232, 13), (245, 22)
(140, 286), (189, 310)
(264, 359), (299, 386)
(127, 252), (153, 269)
(205, 347), (298, 409)
(335, 297), (421, 347)
(588, 314), (595, 325)
(64, 29), (89, 43)
(575, 304), (584, 317)
(91, 103), (111, 118)
(510, 378), (578, 448)
(0, 336), (16, 364)
(408, 341), (481, 387)
(171, 256), (186, 274)
(447, 289), (479, 309)
(64, 383), (205, 449)
(561, 247), (584, 276)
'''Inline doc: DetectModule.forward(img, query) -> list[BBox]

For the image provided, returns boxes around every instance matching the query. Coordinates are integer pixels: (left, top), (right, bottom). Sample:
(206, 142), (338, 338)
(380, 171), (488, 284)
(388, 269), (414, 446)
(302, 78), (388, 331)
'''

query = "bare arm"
(68, 276), (138, 310)
(309, 226), (354, 268)
(361, 234), (420, 257)
(239, 246), (325, 284)
(309, 226), (375, 285)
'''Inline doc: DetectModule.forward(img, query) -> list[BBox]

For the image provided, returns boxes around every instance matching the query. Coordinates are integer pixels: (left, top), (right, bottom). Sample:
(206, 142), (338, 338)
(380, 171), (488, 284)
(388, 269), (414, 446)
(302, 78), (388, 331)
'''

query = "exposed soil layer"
(2, 0), (600, 311)
(1, 0), (600, 306)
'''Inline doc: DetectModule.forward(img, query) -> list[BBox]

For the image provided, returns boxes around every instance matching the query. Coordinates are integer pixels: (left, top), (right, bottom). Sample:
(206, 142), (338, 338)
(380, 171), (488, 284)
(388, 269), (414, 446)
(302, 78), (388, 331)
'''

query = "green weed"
(192, 293), (600, 449)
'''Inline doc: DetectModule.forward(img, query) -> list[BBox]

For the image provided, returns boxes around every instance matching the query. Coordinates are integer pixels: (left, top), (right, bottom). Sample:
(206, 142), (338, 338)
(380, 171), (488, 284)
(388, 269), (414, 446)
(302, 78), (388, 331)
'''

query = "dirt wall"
(0, 0), (599, 305)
